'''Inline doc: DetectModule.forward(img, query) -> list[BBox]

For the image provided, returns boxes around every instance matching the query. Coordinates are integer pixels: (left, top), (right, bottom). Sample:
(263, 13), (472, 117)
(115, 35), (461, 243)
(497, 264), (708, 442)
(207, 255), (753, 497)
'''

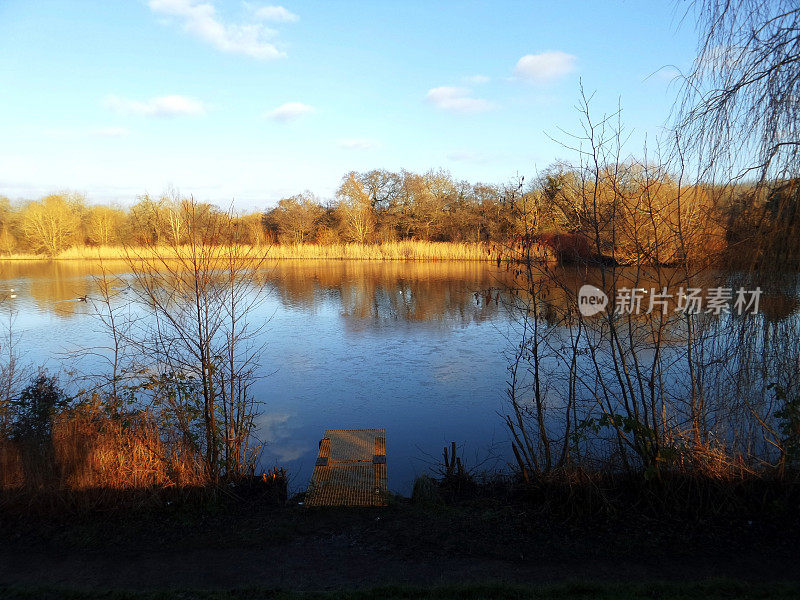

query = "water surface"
(0, 259), (517, 493)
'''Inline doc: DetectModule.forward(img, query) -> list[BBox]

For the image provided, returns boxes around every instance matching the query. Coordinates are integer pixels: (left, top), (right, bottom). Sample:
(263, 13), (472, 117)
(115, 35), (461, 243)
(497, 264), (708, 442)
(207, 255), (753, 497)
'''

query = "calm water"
(0, 260), (517, 493)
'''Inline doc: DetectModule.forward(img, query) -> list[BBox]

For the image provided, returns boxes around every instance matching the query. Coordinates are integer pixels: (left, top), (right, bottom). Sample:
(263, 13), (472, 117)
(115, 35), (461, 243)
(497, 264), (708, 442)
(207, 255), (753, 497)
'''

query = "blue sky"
(0, 1), (698, 210)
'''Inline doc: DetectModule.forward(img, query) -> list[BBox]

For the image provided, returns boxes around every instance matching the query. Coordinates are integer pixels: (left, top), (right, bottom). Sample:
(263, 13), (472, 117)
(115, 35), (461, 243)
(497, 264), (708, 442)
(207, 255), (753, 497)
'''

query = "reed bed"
(0, 241), (492, 262)
(0, 408), (206, 493)
(263, 241), (490, 261)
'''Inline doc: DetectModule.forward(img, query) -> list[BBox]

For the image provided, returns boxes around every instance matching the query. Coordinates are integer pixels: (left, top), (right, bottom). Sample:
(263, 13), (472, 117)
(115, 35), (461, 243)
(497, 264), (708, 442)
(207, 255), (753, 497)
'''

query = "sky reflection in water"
(0, 260), (516, 493)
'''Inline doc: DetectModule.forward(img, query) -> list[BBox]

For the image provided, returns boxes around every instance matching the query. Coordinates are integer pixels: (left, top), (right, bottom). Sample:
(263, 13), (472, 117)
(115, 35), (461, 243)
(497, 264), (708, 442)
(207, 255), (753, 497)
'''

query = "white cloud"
(266, 102), (315, 121)
(513, 51), (576, 83)
(698, 44), (741, 70)
(253, 5), (298, 22)
(148, 0), (285, 60)
(464, 74), (490, 85)
(337, 138), (378, 150)
(103, 94), (207, 117)
(425, 86), (494, 114)
(651, 66), (682, 82)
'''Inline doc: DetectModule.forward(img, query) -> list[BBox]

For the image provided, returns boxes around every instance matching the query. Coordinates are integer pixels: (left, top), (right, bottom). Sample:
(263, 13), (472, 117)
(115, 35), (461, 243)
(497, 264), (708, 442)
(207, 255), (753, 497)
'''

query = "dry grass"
(0, 241), (491, 262)
(0, 407), (206, 493)
(53, 410), (206, 490)
(263, 241), (490, 261)
(0, 439), (23, 488)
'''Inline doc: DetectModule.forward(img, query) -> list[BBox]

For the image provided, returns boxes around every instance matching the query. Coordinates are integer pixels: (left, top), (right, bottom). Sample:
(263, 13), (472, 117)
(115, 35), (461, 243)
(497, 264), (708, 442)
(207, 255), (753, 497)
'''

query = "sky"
(0, 1), (699, 210)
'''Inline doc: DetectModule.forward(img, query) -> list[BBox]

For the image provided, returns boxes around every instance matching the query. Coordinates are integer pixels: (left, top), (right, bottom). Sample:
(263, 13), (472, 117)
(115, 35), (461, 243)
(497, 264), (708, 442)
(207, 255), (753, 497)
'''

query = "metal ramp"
(305, 428), (387, 507)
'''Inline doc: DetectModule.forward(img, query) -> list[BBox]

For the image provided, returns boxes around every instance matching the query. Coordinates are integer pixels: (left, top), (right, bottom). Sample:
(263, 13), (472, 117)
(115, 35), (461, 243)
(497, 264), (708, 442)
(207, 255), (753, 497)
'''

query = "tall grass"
(0, 407), (206, 493)
(263, 241), (490, 261)
(0, 241), (492, 261)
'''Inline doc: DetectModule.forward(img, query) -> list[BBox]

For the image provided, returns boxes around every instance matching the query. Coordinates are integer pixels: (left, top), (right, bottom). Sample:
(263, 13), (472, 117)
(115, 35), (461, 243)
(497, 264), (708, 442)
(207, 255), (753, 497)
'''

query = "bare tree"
(20, 194), (82, 256)
(119, 198), (269, 481)
(0, 310), (26, 439)
(337, 173), (375, 243)
(502, 91), (763, 479)
(271, 192), (323, 244)
(679, 0), (799, 181)
(678, 0), (800, 265)
(87, 205), (125, 246)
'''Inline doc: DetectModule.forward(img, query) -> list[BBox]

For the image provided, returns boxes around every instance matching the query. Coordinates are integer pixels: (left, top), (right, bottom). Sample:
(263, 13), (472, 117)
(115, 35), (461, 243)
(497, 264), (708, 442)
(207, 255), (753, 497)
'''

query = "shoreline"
(0, 241), (494, 262)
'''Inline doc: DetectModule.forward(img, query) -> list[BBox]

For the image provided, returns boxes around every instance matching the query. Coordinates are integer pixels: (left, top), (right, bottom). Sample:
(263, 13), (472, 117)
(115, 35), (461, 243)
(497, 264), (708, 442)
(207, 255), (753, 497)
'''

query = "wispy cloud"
(337, 138), (378, 150)
(103, 94), (207, 117)
(464, 74), (490, 85)
(252, 5), (298, 22)
(513, 51), (576, 83)
(426, 86), (494, 114)
(650, 65), (682, 83)
(148, 0), (285, 60)
(266, 102), (315, 121)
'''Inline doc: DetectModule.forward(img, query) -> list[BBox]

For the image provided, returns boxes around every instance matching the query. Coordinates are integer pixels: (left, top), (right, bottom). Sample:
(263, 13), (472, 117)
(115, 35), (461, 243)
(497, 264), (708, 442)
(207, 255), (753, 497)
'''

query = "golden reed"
(0, 241), (492, 262)
(1, 407), (206, 491)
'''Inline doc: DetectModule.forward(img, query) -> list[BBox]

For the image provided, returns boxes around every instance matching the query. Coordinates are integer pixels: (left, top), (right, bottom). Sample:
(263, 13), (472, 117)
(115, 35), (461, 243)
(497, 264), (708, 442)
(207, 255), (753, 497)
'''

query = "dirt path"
(2, 532), (796, 591)
(1, 502), (798, 591)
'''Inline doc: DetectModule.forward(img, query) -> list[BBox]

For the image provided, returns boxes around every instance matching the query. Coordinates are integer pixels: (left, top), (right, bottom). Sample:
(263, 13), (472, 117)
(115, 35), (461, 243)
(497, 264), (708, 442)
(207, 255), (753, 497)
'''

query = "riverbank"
(2, 475), (798, 595)
(0, 241), (491, 262)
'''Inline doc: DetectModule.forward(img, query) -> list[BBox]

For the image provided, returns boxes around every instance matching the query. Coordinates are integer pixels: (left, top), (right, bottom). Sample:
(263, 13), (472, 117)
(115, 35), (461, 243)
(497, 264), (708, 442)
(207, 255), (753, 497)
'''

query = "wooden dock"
(305, 428), (387, 507)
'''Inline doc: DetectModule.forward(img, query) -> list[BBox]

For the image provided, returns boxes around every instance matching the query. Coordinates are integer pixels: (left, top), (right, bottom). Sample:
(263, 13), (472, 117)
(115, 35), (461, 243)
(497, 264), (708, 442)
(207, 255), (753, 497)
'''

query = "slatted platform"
(305, 428), (387, 507)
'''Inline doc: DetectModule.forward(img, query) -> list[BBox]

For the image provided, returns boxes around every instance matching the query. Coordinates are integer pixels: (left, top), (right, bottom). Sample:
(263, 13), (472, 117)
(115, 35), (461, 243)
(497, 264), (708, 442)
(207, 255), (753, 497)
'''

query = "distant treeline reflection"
(2, 260), (798, 325)
(0, 260), (512, 325)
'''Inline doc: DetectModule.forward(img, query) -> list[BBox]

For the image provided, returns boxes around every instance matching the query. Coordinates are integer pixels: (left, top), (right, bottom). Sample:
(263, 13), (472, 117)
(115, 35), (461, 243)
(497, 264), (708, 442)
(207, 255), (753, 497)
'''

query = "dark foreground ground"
(2, 581), (800, 600)
(1, 487), (799, 599)
(0, 480), (800, 598)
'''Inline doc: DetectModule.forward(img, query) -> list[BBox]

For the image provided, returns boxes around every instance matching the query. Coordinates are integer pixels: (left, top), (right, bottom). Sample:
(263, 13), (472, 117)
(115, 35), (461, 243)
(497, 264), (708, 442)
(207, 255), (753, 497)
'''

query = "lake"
(0, 259), (518, 494)
(4, 259), (797, 493)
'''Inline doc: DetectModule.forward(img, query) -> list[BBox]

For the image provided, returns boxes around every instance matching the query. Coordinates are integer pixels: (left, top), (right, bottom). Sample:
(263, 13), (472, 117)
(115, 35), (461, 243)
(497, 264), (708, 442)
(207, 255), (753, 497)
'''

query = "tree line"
(2, 166), (795, 266)
(0, 170), (516, 256)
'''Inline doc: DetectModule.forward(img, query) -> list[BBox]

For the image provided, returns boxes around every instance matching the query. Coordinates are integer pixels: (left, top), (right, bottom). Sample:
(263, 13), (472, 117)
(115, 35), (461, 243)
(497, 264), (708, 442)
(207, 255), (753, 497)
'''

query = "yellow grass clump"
(0, 407), (206, 492)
